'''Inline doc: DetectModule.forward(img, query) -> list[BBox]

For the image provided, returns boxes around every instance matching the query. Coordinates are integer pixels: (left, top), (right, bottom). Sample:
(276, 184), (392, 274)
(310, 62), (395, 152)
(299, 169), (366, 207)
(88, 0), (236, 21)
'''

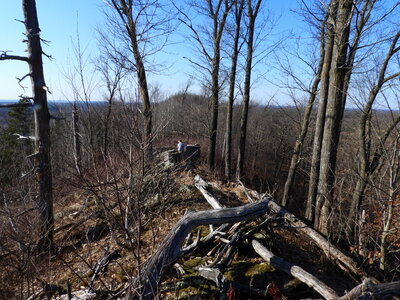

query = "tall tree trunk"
(224, 0), (244, 180)
(281, 14), (327, 207)
(208, 55), (220, 170)
(316, 0), (375, 232)
(314, 0), (353, 234)
(112, 1), (153, 161)
(23, 0), (54, 252)
(130, 27), (152, 161)
(305, 0), (337, 221)
(236, 0), (262, 180)
(206, 0), (232, 170)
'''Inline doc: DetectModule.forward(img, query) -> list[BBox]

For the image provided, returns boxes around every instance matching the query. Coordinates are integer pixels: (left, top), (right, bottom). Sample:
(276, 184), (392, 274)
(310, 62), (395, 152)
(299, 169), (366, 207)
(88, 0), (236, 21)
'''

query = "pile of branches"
(121, 175), (400, 300)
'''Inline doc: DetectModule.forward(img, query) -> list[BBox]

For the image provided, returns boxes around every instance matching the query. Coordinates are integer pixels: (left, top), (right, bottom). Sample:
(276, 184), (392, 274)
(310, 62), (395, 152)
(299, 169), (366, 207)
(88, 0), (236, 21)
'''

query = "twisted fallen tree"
(123, 175), (400, 300)
(124, 197), (271, 299)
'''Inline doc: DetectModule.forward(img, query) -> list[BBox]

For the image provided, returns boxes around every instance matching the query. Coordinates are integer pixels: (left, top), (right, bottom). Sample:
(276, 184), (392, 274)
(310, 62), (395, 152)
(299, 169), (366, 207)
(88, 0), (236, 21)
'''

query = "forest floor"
(0, 159), (393, 300)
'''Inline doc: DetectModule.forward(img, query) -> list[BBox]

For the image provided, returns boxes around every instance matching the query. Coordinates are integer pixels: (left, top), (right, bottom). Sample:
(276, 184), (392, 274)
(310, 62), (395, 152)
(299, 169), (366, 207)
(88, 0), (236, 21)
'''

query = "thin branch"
(16, 73), (32, 83)
(183, 56), (210, 73)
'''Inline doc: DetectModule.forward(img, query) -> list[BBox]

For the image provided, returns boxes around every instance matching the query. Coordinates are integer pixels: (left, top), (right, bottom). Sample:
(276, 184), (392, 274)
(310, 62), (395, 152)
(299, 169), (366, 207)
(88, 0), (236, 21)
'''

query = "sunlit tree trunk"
(314, 0), (353, 234)
(305, 0), (337, 221)
(23, 0), (54, 251)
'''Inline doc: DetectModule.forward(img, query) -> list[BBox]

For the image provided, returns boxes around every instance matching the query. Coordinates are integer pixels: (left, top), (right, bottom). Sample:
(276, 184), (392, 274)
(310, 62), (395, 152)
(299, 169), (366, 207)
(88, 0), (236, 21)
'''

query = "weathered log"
(194, 176), (382, 298)
(234, 182), (371, 281)
(124, 198), (271, 300)
(194, 175), (223, 209)
(263, 199), (369, 280)
(339, 279), (400, 300)
(252, 239), (339, 300)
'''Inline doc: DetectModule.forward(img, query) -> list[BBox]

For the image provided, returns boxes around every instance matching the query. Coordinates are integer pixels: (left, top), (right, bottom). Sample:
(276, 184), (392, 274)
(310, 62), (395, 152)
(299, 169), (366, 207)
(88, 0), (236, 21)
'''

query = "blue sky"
(0, 1), (305, 103)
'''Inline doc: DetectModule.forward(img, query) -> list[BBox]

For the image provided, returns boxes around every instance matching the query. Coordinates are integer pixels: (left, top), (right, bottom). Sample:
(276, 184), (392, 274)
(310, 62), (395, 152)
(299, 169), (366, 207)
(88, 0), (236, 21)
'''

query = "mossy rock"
(181, 256), (208, 276)
(224, 261), (275, 288)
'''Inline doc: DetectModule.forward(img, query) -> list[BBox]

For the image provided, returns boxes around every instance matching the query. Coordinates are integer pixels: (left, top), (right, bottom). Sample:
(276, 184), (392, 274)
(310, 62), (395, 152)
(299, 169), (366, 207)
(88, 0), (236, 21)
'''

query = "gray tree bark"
(314, 0), (353, 234)
(107, 0), (153, 160)
(23, 0), (54, 252)
(305, 0), (337, 221)
(236, 0), (262, 180)
(224, 0), (244, 180)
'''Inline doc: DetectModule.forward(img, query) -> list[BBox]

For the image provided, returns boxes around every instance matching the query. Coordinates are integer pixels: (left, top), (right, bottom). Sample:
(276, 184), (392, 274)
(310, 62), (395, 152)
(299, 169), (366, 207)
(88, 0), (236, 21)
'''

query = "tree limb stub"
(0, 53), (29, 62)
(0, 102), (33, 108)
(124, 197), (271, 300)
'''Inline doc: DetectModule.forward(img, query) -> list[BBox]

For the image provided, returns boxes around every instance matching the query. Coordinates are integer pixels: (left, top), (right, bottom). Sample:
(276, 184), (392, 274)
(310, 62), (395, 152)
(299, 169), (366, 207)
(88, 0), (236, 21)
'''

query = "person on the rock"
(177, 140), (185, 153)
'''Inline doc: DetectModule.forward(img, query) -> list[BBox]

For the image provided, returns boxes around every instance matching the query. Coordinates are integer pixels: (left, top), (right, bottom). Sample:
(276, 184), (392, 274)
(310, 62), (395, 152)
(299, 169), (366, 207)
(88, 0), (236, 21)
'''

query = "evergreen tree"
(0, 99), (33, 186)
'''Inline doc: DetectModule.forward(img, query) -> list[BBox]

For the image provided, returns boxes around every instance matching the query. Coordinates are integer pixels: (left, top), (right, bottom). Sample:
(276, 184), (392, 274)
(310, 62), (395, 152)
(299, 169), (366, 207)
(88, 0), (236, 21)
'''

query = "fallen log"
(194, 176), (380, 298)
(339, 279), (400, 300)
(194, 175), (223, 209)
(264, 199), (369, 280)
(123, 197), (271, 300)
(232, 181), (371, 281)
(252, 239), (339, 300)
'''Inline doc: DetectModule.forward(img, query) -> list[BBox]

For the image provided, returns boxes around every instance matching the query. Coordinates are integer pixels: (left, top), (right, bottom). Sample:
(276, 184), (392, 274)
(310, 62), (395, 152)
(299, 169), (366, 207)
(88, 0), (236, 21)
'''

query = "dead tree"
(123, 198), (270, 299)
(1, 0), (54, 252)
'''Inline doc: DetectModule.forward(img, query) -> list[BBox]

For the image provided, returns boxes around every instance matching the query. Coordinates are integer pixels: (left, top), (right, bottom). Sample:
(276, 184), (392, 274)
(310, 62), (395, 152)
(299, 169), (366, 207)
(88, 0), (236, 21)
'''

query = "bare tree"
(281, 10), (327, 207)
(176, 0), (233, 170)
(313, 0), (398, 233)
(314, 0), (354, 234)
(96, 56), (125, 158)
(224, 0), (245, 180)
(374, 134), (400, 271)
(305, 0), (338, 221)
(72, 100), (82, 173)
(347, 30), (400, 238)
(102, 0), (172, 161)
(236, 0), (263, 180)
(0, 0), (54, 252)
